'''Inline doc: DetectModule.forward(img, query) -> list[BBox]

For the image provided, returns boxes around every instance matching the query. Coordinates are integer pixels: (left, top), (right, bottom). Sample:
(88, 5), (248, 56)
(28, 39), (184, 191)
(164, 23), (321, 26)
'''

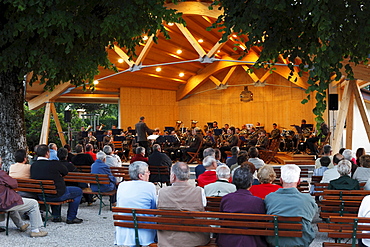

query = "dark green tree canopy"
(0, 0), (184, 90)
(212, 0), (370, 124)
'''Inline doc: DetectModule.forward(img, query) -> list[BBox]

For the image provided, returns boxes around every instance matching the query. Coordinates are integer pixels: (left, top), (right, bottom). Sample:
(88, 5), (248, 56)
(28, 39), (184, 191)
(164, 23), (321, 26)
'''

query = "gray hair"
(171, 162), (190, 181)
(280, 165), (301, 184)
(48, 143), (56, 149)
(129, 161), (148, 180)
(96, 151), (106, 161)
(323, 145), (332, 155)
(203, 156), (216, 168)
(103, 145), (112, 155)
(337, 160), (351, 176)
(257, 165), (276, 184)
(203, 148), (215, 158)
(216, 165), (231, 179)
(136, 146), (145, 154)
(342, 149), (353, 161)
(231, 146), (240, 155)
(153, 144), (161, 151)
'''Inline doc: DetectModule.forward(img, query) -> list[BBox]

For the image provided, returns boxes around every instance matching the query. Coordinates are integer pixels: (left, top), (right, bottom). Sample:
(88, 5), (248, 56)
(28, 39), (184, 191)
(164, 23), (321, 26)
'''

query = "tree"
(211, 0), (370, 127)
(0, 0), (183, 170)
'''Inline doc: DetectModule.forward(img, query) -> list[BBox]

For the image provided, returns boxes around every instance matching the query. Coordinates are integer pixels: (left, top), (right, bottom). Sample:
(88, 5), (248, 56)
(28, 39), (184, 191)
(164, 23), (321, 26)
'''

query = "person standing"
(135, 116), (154, 156)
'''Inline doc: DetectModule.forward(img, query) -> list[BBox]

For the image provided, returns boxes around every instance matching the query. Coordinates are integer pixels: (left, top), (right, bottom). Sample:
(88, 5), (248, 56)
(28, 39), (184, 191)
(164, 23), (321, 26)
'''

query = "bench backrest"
(75, 165), (92, 173)
(15, 178), (58, 195)
(318, 216), (370, 246)
(109, 166), (130, 180)
(64, 172), (111, 185)
(112, 207), (302, 246)
(205, 196), (222, 212)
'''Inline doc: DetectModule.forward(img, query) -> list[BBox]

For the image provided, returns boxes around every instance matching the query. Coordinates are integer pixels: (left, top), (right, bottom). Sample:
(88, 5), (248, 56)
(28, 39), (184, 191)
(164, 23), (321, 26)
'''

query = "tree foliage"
(211, 0), (370, 127)
(0, 0), (184, 90)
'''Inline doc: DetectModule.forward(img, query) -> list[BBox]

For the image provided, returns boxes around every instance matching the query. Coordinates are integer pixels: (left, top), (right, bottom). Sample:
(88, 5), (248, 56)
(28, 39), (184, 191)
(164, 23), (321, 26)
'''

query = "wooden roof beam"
(175, 23), (207, 58)
(207, 38), (228, 58)
(222, 66), (237, 84)
(135, 34), (156, 66)
(113, 45), (134, 67)
(28, 82), (72, 110)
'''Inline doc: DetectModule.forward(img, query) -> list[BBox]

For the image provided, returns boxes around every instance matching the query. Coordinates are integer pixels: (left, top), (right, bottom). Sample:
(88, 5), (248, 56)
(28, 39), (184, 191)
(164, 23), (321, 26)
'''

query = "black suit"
(148, 150), (172, 183)
(135, 120), (154, 155)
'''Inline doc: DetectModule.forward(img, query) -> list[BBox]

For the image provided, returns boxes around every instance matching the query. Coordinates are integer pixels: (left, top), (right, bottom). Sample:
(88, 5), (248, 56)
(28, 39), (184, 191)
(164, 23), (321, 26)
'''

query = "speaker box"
(64, 110), (72, 122)
(328, 94), (338, 110)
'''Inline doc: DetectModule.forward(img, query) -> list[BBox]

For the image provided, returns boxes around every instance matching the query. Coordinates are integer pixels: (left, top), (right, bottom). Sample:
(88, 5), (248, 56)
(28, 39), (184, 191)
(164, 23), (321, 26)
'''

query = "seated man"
(48, 143), (59, 160)
(130, 146), (148, 164)
(157, 162), (209, 247)
(197, 156), (218, 188)
(103, 144), (123, 182)
(85, 144), (97, 161)
(0, 160), (47, 237)
(226, 146), (239, 168)
(248, 146), (265, 170)
(328, 160), (360, 190)
(91, 151), (117, 204)
(265, 164), (318, 247)
(9, 149), (31, 179)
(30, 144), (83, 224)
(148, 144), (172, 184)
(321, 153), (344, 183)
(204, 165), (236, 197)
(195, 148), (215, 178)
(71, 144), (94, 167)
(315, 145), (334, 169)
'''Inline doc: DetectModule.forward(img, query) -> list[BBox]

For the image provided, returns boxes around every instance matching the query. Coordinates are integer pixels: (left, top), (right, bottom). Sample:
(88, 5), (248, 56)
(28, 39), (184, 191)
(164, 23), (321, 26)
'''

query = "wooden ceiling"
(25, 1), (370, 109)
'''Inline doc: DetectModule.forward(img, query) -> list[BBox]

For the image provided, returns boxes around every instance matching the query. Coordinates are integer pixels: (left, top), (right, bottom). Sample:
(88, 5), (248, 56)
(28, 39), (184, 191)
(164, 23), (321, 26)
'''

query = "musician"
(246, 127), (258, 147)
(256, 130), (269, 150)
(203, 131), (216, 148)
(182, 127), (203, 162)
(135, 116), (155, 156)
(220, 127), (239, 161)
(306, 122), (329, 155)
(76, 126), (86, 144)
(103, 130), (113, 146)
(270, 123), (281, 139)
(87, 131), (97, 146)
(164, 131), (182, 161)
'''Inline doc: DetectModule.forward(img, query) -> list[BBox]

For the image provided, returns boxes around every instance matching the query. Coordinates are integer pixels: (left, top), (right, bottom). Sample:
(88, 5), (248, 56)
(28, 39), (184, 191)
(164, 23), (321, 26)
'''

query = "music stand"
(95, 130), (105, 136)
(164, 127), (175, 133)
(128, 129), (136, 135)
(114, 136), (126, 142)
(112, 129), (123, 135)
(301, 124), (314, 131)
(207, 122), (213, 129)
(213, 129), (222, 136)
(81, 131), (88, 138)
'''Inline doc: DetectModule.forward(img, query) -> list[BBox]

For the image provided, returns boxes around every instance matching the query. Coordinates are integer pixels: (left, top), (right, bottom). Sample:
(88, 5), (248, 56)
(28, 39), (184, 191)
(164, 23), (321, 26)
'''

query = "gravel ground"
(1, 182), (335, 247)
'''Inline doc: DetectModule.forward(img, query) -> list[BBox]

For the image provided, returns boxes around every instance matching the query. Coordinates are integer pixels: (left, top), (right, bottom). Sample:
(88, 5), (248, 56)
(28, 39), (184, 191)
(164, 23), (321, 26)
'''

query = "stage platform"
(274, 152), (316, 166)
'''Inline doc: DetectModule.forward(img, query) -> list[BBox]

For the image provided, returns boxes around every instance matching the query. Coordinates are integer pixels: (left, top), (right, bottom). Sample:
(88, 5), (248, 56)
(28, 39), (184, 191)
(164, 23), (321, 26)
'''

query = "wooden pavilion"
(25, 1), (370, 152)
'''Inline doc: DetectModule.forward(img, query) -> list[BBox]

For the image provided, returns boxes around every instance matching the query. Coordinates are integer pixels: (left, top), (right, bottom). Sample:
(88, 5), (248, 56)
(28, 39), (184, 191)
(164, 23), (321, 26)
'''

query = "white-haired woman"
(115, 161), (157, 247)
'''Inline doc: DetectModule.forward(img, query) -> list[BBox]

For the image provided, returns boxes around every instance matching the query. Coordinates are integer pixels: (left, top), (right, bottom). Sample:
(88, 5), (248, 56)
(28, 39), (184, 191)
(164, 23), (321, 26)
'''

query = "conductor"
(135, 116), (154, 156)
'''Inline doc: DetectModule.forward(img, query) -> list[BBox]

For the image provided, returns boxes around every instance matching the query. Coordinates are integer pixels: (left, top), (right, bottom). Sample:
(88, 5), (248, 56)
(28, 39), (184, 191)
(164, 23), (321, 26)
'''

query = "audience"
(63, 144), (75, 163)
(250, 165), (282, 199)
(157, 162), (209, 247)
(85, 144), (97, 161)
(130, 146), (148, 163)
(48, 143), (59, 160)
(328, 160), (360, 190)
(204, 165), (236, 197)
(197, 156), (218, 187)
(313, 156), (331, 176)
(230, 151), (248, 172)
(358, 195), (370, 247)
(214, 148), (225, 166)
(31, 144), (83, 224)
(356, 147), (366, 167)
(57, 147), (77, 172)
(103, 145), (123, 182)
(71, 144), (94, 167)
(0, 160), (47, 237)
(265, 165), (317, 247)
(115, 161), (157, 246)
(225, 146), (239, 168)
(218, 166), (267, 247)
(315, 145), (334, 169)
(9, 149), (31, 179)
(248, 146), (265, 170)
(195, 148), (214, 178)
(321, 153), (344, 183)
(342, 149), (358, 175)
(148, 144), (172, 184)
(91, 151), (117, 205)
(353, 155), (370, 183)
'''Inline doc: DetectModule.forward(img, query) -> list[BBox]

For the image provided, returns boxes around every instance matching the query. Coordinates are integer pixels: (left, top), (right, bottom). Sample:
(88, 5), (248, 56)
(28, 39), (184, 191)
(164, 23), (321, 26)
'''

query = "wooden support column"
(50, 103), (66, 146)
(39, 103), (52, 145)
(352, 80), (370, 143)
(332, 81), (353, 152)
(345, 93), (354, 149)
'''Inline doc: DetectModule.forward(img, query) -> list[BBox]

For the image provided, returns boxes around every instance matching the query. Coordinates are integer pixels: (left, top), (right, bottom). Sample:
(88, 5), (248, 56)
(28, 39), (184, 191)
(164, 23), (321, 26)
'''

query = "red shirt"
(197, 170), (217, 187)
(249, 183), (282, 199)
(130, 154), (148, 164)
(85, 151), (97, 161)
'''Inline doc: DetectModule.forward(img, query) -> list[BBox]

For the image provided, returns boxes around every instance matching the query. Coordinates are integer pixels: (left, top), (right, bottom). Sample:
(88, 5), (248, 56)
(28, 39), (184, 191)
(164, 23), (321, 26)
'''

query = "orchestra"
(73, 118), (326, 163)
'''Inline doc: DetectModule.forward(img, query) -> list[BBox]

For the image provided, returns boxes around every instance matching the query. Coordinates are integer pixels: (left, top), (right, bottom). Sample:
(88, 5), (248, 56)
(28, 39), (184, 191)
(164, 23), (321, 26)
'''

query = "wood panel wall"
(119, 87), (178, 130)
(119, 67), (317, 134)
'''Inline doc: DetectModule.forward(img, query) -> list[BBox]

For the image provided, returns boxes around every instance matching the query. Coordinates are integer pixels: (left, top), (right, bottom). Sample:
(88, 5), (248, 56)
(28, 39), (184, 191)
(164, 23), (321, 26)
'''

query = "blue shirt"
(91, 159), (116, 192)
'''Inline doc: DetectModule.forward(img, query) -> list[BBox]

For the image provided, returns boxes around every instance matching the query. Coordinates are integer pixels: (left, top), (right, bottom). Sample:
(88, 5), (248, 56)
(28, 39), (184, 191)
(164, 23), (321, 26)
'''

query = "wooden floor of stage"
(273, 152), (316, 166)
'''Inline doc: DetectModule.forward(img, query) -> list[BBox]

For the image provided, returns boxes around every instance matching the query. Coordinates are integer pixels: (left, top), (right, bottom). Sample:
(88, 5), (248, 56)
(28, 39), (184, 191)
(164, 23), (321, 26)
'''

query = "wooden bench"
(318, 216), (370, 247)
(112, 207), (303, 247)
(75, 165), (92, 173)
(109, 166), (130, 181)
(205, 196), (222, 212)
(317, 190), (370, 220)
(15, 178), (74, 227)
(64, 172), (116, 215)
(149, 165), (170, 187)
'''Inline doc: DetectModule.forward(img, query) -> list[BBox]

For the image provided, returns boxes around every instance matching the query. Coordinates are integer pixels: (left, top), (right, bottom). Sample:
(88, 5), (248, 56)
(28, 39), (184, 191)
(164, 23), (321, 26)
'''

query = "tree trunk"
(0, 69), (27, 171)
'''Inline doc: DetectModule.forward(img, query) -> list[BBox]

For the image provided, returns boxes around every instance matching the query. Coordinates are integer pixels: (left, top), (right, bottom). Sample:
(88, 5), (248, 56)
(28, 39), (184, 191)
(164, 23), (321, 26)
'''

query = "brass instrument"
(86, 125), (92, 132)
(175, 120), (182, 131)
(98, 124), (105, 131)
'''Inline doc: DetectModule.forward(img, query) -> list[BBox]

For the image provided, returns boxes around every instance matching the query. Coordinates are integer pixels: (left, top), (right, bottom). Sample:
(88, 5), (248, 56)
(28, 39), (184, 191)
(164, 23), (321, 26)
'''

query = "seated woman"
(130, 146), (148, 164)
(114, 161), (157, 247)
(249, 165), (282, 199)
(328, 160), (360, 190)
(217, 166), (268, 247)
